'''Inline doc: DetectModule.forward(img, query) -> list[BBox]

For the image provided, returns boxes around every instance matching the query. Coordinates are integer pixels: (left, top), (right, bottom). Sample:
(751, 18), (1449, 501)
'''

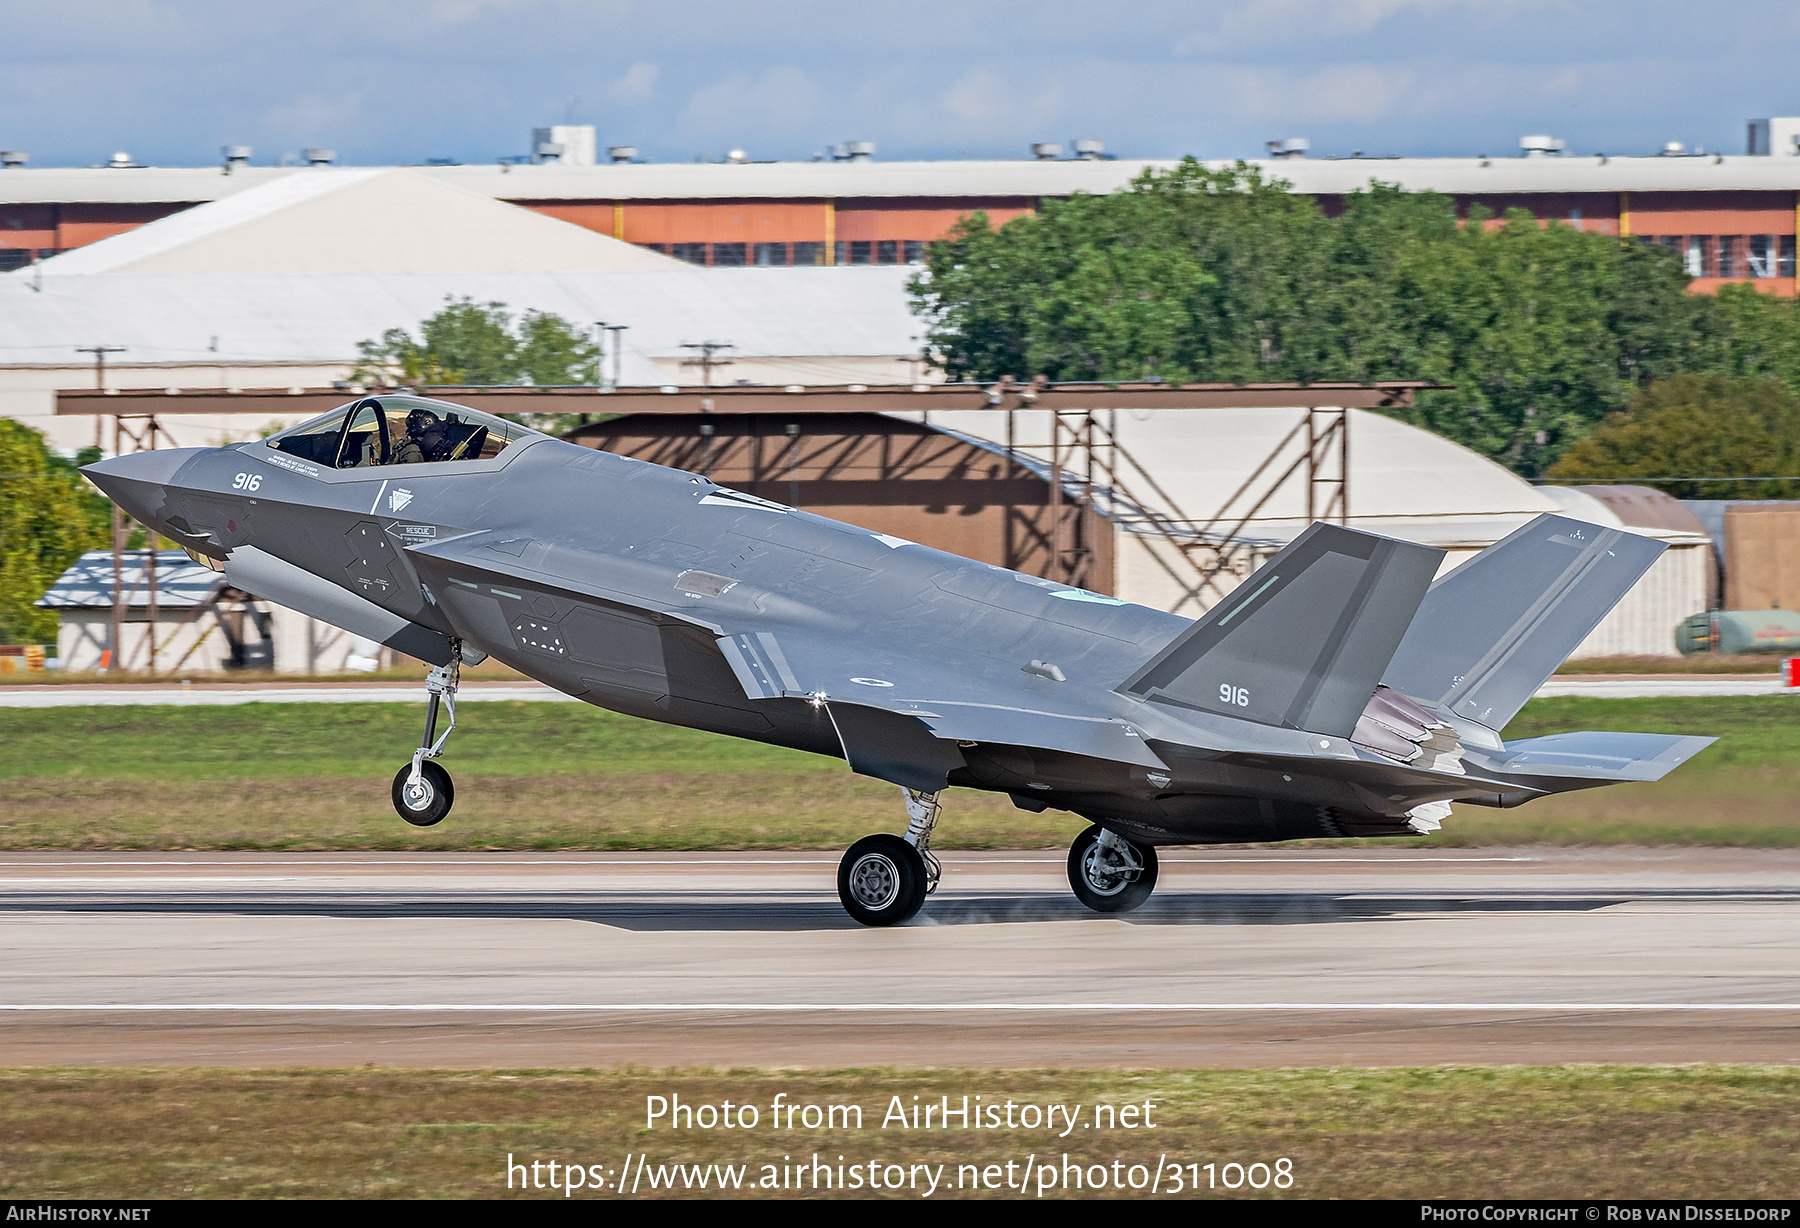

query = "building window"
(833, 240), (845, 266)
(1781, 236), (1797, 278)
(712, 242), (747, 267)
(876, 240), (898, 264)
(643, 243), (668, 254)
(849, 240), (873, 264)
(753, 242), (787, 266)
(1685, 236), (1712, 278)
(1719, 235), (1745, 278)
(1748, 235), (1777, 278)
(793, 241), (824, 266)
(670, 243), (708, 265)
(904, 240), (925, 264)
(0, 249), (29, 272)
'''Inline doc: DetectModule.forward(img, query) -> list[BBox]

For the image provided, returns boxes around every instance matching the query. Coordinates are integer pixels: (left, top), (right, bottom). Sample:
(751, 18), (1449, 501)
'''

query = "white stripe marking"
(2, 1003), (1797, 1013)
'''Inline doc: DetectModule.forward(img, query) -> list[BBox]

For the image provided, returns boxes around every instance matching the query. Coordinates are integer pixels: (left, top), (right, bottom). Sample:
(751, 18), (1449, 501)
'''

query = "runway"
(2, 848), (1797, 1068)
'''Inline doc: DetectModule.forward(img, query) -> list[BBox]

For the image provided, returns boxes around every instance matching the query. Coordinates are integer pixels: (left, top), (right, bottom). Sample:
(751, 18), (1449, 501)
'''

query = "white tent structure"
(924, 405), (1711, 658)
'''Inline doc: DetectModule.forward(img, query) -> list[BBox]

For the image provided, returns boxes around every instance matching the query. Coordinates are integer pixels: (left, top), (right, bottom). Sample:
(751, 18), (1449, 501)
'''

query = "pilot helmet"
(405, 408), (442, 436)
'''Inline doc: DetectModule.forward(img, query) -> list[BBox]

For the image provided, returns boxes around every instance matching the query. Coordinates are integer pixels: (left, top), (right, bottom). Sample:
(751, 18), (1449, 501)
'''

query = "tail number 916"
(232, 473), (263, 492)
(1219, 684), (1250, 708)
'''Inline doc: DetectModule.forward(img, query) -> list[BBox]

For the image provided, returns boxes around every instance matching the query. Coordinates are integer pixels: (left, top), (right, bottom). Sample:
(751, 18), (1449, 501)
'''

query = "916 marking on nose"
(232, 473), (262, 492)
(1219, 684), (1250, 707)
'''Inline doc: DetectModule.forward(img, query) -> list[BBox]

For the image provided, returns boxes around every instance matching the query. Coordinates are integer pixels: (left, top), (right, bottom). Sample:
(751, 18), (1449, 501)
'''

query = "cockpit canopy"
(264, 394), (545, 469)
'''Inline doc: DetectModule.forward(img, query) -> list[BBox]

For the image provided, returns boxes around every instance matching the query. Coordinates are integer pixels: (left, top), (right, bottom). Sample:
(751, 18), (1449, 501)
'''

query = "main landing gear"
(391, 653), (460, 827)
(1067, 824), (1158, 914)
(837, 788), (942, 927)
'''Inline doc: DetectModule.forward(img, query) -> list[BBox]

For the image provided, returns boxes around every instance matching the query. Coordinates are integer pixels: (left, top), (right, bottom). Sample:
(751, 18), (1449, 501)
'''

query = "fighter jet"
(85, 393), (1713, 925)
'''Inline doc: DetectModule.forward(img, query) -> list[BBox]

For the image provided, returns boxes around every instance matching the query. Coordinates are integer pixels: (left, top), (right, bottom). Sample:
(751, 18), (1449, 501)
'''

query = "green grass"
(0, 696), (1790, 850)
(2, 1066), (1794, 1199)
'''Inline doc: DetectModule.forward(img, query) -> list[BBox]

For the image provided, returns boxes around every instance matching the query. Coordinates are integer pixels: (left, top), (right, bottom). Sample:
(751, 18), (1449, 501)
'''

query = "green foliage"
(1545, 373), (1800, 498)
(911, 163), (1720, 476)
(353, 297), (600, 435)
(0, 424), (109, 644)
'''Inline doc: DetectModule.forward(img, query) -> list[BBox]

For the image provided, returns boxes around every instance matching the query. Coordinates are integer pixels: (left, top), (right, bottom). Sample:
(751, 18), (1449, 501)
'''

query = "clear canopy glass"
(264, 394), (545, 469)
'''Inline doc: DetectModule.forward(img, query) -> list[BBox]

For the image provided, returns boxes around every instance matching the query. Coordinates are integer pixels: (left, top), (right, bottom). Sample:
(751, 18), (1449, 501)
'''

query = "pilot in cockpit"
(393, 408), (450, 465)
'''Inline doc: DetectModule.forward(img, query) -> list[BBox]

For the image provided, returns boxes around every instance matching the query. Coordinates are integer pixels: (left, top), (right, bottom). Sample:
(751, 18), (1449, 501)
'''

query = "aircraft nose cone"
(81, 448), (204, 526)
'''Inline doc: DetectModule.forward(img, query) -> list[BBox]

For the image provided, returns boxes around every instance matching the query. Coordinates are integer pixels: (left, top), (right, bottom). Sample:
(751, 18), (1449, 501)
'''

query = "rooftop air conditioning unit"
(726, 149), (748, 164)
(534, 141), (566, 163)
(1519, 134), (1565, 157)
(609, 146), (637, 162)
(1266, 137), (1309, 159)
(1072, 139), (1105, 160)
(1031, 142), (1062, 160)
(0, 151), (25, 168)
(839, 140), (875, 161)
(221, 145), (253, 168)
(303, 148), (335, 165)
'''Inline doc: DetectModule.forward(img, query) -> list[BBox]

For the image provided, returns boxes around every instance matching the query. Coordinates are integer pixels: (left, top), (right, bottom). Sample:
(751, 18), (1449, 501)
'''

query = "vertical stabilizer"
(1119, 523), (1443, 737)
(1381, 514), (1665, 735)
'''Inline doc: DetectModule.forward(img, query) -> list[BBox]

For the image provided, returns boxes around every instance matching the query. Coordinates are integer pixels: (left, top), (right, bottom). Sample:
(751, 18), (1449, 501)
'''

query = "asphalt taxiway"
(2, 848), (1796, 1068)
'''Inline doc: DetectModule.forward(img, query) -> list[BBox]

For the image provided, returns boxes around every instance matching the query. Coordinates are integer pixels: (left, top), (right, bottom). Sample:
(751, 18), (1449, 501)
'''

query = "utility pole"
(679, 340), (733, 387)
(76, 345), (125, 450)
(606, 324), (628, 390)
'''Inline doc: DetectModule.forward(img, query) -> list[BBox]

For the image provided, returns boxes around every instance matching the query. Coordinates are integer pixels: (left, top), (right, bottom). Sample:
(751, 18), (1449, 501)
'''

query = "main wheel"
(391, 761), (454, 827)
(837, 834), (928, 927)
(1067, 825), (1158, 913)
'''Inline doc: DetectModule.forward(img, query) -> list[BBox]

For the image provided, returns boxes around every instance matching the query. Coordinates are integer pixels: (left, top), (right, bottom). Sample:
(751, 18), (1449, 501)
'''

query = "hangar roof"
(27, 168), (681, 275)
(918, 405), (1707, 552)
(5, 154), (1800, 205)
(36, 550), (218, 609)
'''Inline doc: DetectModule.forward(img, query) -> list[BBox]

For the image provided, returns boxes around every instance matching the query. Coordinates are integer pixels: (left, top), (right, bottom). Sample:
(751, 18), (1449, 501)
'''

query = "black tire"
(1067, 824), (1158, 913)
(837, 834), (928, 927)
(392, 761), (454, 827)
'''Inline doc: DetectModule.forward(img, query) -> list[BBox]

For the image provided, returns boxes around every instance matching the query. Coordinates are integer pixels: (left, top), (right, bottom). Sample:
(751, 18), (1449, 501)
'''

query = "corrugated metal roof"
(6, 154), (1800, 206)
(36, 550), (220, 609)
(0, 265), (921, 373)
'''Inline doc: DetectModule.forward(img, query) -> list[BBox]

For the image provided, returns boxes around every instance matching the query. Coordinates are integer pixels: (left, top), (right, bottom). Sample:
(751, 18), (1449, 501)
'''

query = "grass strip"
(1, 696), (1790, 850)
(2, 1066), (1794, 1200)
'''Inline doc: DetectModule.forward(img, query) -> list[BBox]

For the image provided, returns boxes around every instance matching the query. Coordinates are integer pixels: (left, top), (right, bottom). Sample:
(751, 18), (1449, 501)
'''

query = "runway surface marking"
(6, 1002), (1799, 1012)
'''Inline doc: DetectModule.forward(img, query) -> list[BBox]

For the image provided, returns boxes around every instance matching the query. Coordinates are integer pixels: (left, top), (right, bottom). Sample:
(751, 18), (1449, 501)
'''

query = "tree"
(910, 164), (1717, 476)
(1544, 373), (1800, 499)
(353, 297), (600, 434)
(0, 422), (110, 644)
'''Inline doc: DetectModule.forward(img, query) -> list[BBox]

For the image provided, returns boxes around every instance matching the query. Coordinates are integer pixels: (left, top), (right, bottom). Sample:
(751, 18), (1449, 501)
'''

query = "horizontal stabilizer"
(1473, 730), (1715, 784)
(1381, 515), (1665, 735)
(1118, 523), (1443, 738)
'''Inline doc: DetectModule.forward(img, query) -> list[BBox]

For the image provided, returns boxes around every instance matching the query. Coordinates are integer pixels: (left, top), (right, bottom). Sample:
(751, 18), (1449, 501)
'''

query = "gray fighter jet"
(85, 393), (1713, 925)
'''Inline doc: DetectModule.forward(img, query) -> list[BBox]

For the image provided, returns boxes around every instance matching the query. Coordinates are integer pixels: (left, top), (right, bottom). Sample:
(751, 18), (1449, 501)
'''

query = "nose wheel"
(392, 760), (454, 826)
(1068, 824), (1158, 913)
(391, 654), (461, 828)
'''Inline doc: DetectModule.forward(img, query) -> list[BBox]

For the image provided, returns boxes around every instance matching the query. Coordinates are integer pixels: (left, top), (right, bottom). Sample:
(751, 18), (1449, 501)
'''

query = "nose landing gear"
(391, 653), (460, 827)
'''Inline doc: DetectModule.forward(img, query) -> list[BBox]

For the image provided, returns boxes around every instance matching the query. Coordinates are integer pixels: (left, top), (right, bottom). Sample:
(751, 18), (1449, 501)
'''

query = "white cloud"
(1176, 0), (1539, 54)
(675, 67), (825, 146)
(609, 61), (658, 105)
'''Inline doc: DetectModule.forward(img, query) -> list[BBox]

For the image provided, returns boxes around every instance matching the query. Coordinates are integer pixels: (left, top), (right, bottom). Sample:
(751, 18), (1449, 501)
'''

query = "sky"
(4, 1), (1800, 168)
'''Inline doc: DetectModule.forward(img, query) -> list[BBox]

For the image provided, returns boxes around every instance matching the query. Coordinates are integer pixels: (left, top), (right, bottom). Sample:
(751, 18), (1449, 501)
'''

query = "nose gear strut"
(390, 646), (462, 827)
